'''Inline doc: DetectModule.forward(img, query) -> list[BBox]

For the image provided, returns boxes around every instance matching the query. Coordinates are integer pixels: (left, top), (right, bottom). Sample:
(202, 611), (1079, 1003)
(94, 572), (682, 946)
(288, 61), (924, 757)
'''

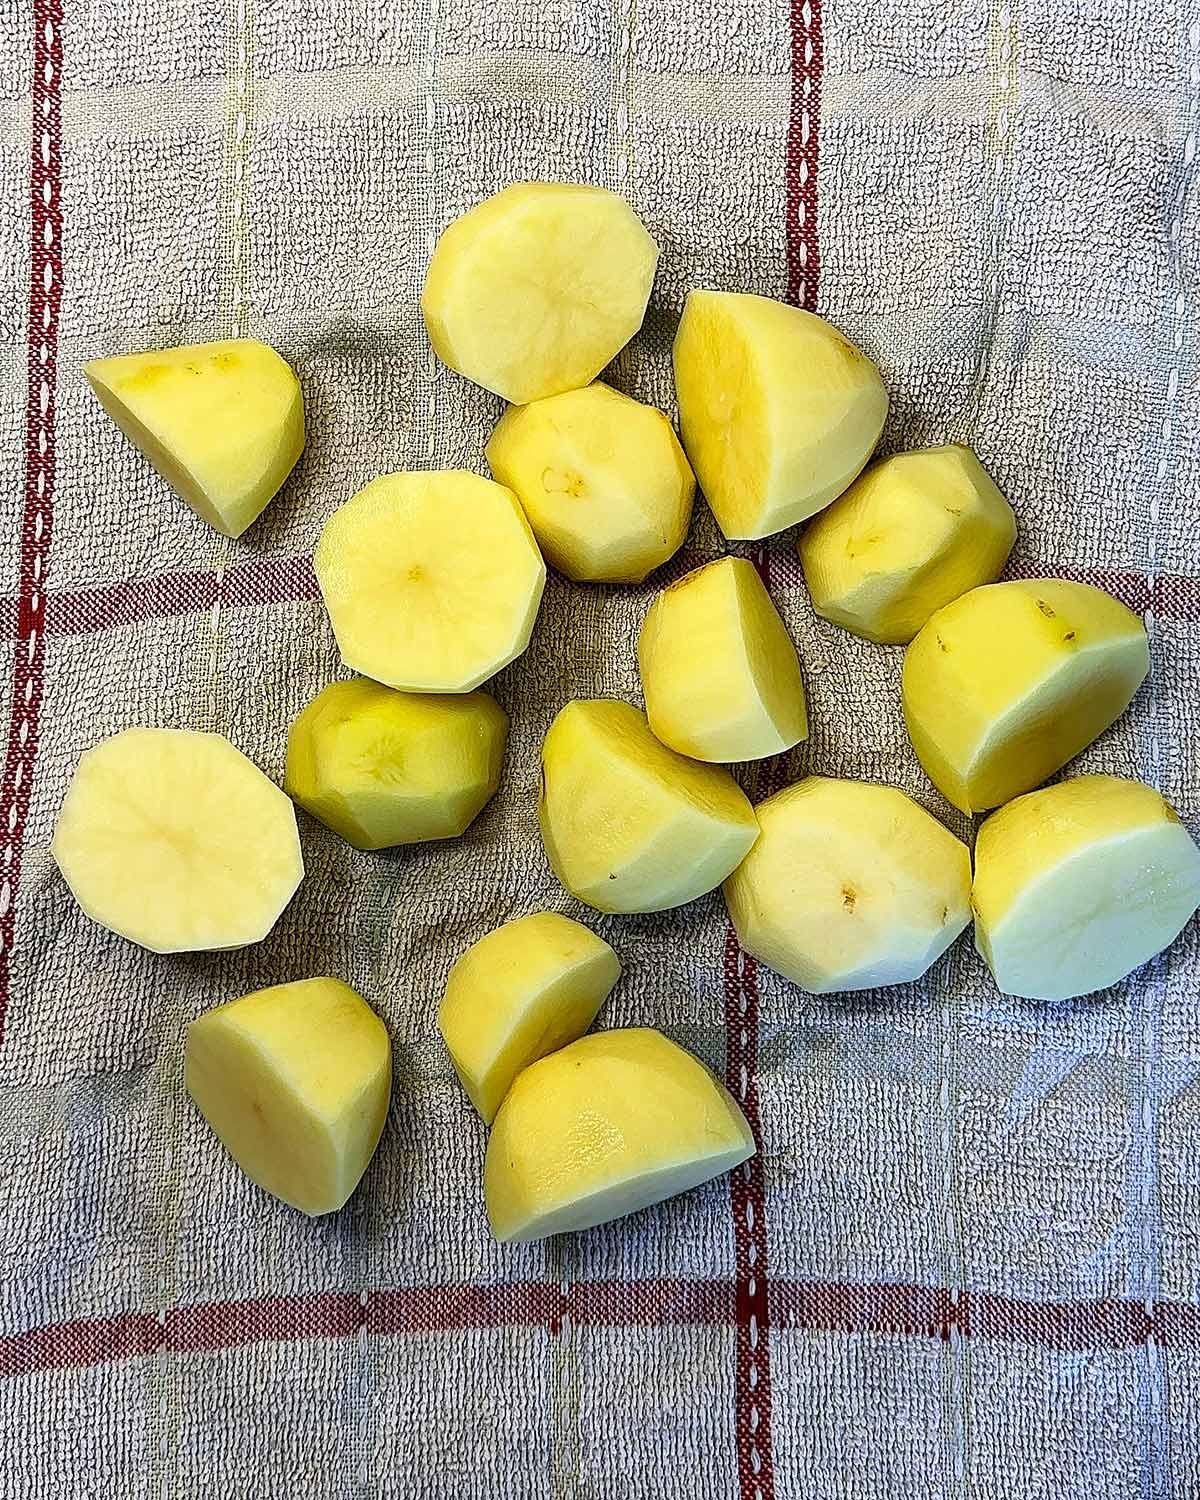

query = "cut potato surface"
(903, 578), (1149, 814)
(485, 382), (694, 583)
(800, 445), (1017, 644)
(439, 911), (621, 1123)
(314, 470), (545, 693)
(422, 182), (659, 404)
(485, 1027), (754, 1241)
(972, 776), (1200, 1001)
(52, 728), (303, 954)
(186, 977), (391, 1215)
(286, 679), (508, 850)
(539, 699), (759, 913)
(673, 290), (887, 540)
(85, 339), (304, 538)
(724, 776), (971, 993)
(638, 556), (807, 761)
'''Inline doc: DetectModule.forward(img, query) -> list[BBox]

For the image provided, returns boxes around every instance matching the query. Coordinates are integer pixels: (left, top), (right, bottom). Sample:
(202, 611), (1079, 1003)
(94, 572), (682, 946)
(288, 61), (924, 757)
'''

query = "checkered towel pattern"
(0, 0), (1198, 1495)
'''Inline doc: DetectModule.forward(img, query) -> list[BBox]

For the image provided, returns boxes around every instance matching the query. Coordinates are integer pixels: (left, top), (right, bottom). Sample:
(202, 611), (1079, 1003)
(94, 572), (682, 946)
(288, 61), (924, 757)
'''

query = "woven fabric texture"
(0, 0), (1198, 1495)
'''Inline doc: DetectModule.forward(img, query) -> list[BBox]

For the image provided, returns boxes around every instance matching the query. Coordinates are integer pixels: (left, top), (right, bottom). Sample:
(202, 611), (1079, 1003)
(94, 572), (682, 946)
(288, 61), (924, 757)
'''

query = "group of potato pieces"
(55, 182), (1200, 1239)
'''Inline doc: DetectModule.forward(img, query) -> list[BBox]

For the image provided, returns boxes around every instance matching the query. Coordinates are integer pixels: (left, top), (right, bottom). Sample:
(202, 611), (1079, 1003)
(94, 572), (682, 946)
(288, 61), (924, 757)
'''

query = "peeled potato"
(724, 776), (971, 992)
(186, 977), (391, 1215)
(52, 728), (303, 953)
(314, 470), (545, 693)
(285, 679), (507, 850)
(673, 290), (887, 540)
(485, 1027), (754, 1241)
(85, 339), (303, 538)
(539, 699), (759, 913)
(972, 775), (1200, 1001)
(422, 183), (659, 404)
(903, 578), (1149, 814)
(485, 382), (694, 583)
(638, 556), (807, 761)
(438, 911), (621, 1123)
(799, 445), (1017, 644)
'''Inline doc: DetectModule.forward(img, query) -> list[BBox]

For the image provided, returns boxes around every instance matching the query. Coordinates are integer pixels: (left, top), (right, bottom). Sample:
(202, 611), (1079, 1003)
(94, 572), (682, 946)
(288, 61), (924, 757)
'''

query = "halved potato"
(972, 775), (1200, 1001)
(485, 1027), (754, 1241)
(314, 470), (545, 693)
(422, 183), (658, 404)
(52, 728), (303, 953)
(85, 339), (304, 538)
(638, 556), (807, 761)
(673, 290), (887, 539)
(285, 679), (508, 850)
(799, 445), (1017, 644)
(723, 776), (971, 992)
(903, 578), (1150, 813)
(539, 699), (759, 913)
(438, 911), (620, 1123)
(186, 977), (391, 1215)
(485, 382), (694, 583)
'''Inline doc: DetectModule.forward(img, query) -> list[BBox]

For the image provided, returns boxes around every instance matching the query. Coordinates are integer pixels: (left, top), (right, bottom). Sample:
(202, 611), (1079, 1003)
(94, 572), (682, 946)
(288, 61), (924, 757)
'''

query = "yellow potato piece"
(638, 556), (807, 761)
(52, 728), (303, 954)
(285, 679), (508, 850)
(85, 339), (304, 538)
(799, 445), (1017, 644)
(485, 382), (694, 583)
(724, 776), (971, 993)
(972, 775), (1200, 1001)
(438, 911), (621, 1123)
(673, 290), (887, 540)
(186, 977), (391, 1215)
(485, 1027), (754, 1241)
(539, 699), (759, 913)
(903, 578), (1149, 814)
(314, 470), (545, 693)
(422, 182), (659, 404)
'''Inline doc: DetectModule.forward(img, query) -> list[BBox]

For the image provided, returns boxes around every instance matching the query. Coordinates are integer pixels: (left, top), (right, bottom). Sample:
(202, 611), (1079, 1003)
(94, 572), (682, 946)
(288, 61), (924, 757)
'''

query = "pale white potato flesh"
(314, 470), (545, 693)
(638, 556), (808, 761)
(724, 775), (971, 992)
(52, 728), (303, 954)
(422, 182), (658, 404)
(438, 911), (621, 1123)
(972, 775), (1200, 1001)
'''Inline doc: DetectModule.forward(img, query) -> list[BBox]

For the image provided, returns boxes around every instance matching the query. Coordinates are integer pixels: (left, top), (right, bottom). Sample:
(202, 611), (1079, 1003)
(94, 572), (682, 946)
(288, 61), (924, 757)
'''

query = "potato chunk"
(186, 978), (391, 1215)
(439, 912), (620, 1122)
(422, 183), (658, 404)
(539, 699), (759, 913)
(286, 679), (508, 850)
(485, 1028), (754, 1241)
(85, 339), (303, 538)
(486, 382), (693, 583)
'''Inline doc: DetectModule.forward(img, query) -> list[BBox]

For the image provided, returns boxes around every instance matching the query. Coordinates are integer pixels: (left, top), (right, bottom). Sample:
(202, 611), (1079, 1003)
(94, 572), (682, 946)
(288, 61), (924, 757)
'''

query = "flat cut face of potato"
(638, 556), (808, 762)
(314, 470), (546, 694)
(484, 1027), (755, 1241)
(902, 578), (1150, 813)
(799, 444), (1017, 644)
(422, 182), (659, 404)
(438, 911), (621, 1123)
(673, 290), (888, 540)
(538, 698), (759, 913)
(285, 679), (508, 850)
(52, 727), (303, 954)
(723, 775), (972, 993)
(972, 775), (1200, 1001)
(485, 382), (694, 583)
(186, 977), (392, 1216)
(85, 339), (304, 538)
